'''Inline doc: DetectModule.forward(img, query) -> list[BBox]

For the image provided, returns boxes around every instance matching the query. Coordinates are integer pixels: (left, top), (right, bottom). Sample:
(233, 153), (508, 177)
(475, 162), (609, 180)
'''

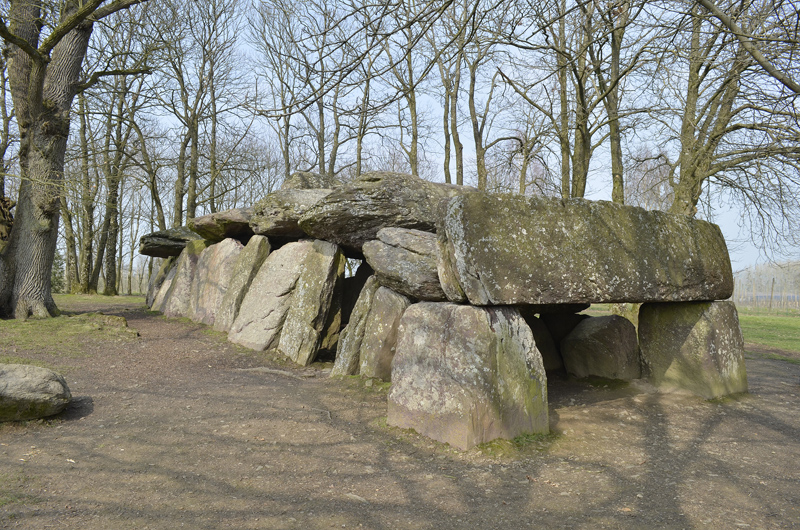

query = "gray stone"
(388, 303), (548, 450)
(250, 189), (333, 238)
(139, 226), (203, 258)
(0, 364), (71, 422)
(189, 239), (244, 326)
(561, 315), (641, 380)
(158, 240), (212, 318)
(518, 311), (563, 371)
(359, 287), (411, 381)
(277, 240), (345, 366)
(341, 261), (374, 327)
(281, 171), (342, 190)
(146, 257), (177, 307)
(331, 276), (381, 377)
(213, 236), (271, 333)
(439, 193), (734, 305)
(150, 257), (180, 313)
(363, 228), (446, 301)
(638, 301), (748, 399)
(188, 208), (253, 242)
(299, 171), (469, 256)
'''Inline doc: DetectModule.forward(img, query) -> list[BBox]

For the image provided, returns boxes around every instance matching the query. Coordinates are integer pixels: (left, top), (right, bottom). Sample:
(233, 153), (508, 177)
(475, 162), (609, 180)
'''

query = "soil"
(2, 296), (799, 529)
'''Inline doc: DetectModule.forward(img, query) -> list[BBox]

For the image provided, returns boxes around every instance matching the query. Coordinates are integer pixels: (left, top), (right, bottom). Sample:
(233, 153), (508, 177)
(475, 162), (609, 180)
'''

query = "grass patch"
(745, 351), (800, 365)
(0, 471), (40, 509)
(738, 312), (800, 354)
(477, 431), (558, 458)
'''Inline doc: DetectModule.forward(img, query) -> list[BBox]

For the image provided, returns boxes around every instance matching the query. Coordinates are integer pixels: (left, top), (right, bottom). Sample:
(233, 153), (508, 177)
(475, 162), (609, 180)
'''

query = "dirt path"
(2, 296), (799, 529)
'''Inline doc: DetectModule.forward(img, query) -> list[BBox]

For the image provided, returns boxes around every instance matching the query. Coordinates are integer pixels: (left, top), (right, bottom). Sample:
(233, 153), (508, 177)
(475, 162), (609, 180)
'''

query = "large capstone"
(298, 171), (468, 256)
(362, 228), (446, 301)
(388, 303), (548, 450)
(139, 226), (203, 258)
(438, 193), (734, 305)
(250, 189), (333, 238)
(213, 235), (271, 333)
(560, 315), (641, 380)
(281, 171), (342, 190)
(187, 208), (253, 242)
(638, 301), (748, 399)
(1, 364), (72, 422)
(189, 238), (244, 326)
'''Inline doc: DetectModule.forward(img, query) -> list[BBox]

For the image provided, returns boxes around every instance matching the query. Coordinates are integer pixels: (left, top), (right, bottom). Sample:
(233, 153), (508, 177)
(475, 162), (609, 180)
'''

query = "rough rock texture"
(139, 226), (203, 258)
(146, 257), (177, 307)
(331, 276), (381, 377)
(158, 240), (212, 318)
(561, 315), (641, 380)
(250, 189), (333, 238)
(150, 259), (180, 312)
(277, 240), (345, 366)
(518, 311), (563, 371)
(213, 236), (271, 333)
(638, 301), (748, 399)
(281, 171), (341, 190)
(299, 172), (468, 256)
(189, 239), (244, 326)
(363, 228), (446, 301)
(388, 303), (549, 450)
(0, 365), (72, 422)
(439, 193), (734, 305)
(341, 262), (374, 328)
(188, 208), (253, 242)
(358, 287), (411, 381)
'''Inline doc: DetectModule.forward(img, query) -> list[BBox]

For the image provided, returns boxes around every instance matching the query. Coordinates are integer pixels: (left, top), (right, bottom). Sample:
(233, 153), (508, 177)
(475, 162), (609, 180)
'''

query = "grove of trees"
(0, 0), (798, 318)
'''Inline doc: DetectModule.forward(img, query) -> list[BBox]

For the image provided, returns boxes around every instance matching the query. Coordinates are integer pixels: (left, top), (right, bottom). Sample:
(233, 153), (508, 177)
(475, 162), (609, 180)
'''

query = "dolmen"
(140, 171), (747, 450)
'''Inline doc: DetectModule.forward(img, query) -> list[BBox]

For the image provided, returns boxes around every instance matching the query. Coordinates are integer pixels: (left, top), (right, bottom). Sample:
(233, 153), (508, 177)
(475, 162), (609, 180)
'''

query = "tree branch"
(78, 67), (152, 93)
(0, 19), (46, 65)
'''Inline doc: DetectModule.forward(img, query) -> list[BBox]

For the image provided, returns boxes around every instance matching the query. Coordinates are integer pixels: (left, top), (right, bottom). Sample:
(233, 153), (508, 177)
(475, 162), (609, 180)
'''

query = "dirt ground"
(2, 296), (799, 529)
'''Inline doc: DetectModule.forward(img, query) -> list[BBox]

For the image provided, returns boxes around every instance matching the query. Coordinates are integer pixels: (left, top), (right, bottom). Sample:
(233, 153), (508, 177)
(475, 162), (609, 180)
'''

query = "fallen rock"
(331, 276), (381, 377)
(299, 171), (468, 256)
(139, 226), (203, 258)
(158, 239), (212, 318)
(358, 287), (411, 381)
(0, 364), (71, 422)
(281, 171), (342, 190)
(638, 301), (748, 399)
(187, 208), (253, 242)
(250, 189), (333, 238)
(363, 228), (446, 301)
(388, 303), (548, 450)
(439, 193), (734, 305)
(213, 236), (271, 333)
(561, 315), (641, 380)
(189, 238), (244, 326)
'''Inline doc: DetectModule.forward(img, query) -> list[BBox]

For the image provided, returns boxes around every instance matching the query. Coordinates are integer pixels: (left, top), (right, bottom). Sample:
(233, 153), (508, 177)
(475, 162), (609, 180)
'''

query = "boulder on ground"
(188, 208), (253, 242)
(281, 171), (342, 190)
(213, 236), (271, 333)
(299, 171), (468, 256)
(358, 287), (411, 381)
(438, 193), (734, 305)
(331, 276), (381, 377)
(0, 364), (71, 422)
(189, 239), (244, 326)
(146, 257), (177, 307)
(157, 240), (212, 318)
(561, 315), (641, 380)
(388, 303), (548, 450)
(139, 226), (203, 258)
(638, 301), (748, 399)
(363, 228), (446, 301)
(250, 189), (333, 238)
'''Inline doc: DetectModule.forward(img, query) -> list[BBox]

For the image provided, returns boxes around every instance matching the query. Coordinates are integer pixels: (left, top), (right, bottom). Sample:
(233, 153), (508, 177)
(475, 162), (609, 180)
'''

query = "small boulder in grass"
(0, 364), (72, 422)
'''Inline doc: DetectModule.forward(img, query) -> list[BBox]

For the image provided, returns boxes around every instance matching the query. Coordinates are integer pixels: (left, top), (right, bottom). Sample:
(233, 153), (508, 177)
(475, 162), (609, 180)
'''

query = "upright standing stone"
(159, 240), (211, 318)
(638, 301), (748, 399)
(358, 287), (411, 381)
(439, 193), (734, 305)
(189, 238), (244, 326)
(331, 276), (381, 377)
(388, 303), (548, 450)
(561, 315), (641, 380)
(147, 256), (177, 308)
(213, 236), (271, 333)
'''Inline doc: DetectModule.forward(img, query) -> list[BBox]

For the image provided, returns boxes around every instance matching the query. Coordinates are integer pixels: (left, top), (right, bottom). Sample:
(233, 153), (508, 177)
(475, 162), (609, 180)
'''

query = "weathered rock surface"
(638, 301), (748, 399)
(0, 365), (72, 422)
(561, 315), (641, 380)
(150, 258), (180, 312)
(189, 239), (244, 326)
(439, 193), (734, 305)
(331, 276), (381, 377)
(213, 236), (271, 333)
(277, 240), (345, 366)
(281, 171), (341, 190)
(188, 208), (253, 242)
(250, 189), (333, 238)
(358, 287), (411, 381)
(388, 303), (548, 450)
(363, 228), (446, 301)
(299, 171), (468, 255)
(146, 257), (177, 307)
(158, 240), (212, 318)
(139, 226), (203, 258)
(341, 262), (374, 328)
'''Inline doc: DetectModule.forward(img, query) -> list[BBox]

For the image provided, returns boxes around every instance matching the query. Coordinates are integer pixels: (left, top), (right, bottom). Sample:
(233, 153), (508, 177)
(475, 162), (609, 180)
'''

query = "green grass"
(738, 312), (800, 354)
